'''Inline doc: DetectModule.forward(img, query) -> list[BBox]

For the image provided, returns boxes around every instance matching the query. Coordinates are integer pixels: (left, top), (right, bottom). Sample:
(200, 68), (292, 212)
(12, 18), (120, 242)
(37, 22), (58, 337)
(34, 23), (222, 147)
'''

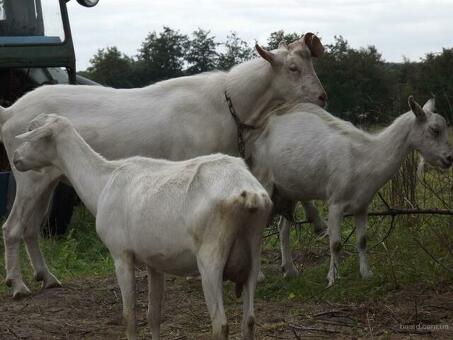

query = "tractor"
(0, 0), (100, 235)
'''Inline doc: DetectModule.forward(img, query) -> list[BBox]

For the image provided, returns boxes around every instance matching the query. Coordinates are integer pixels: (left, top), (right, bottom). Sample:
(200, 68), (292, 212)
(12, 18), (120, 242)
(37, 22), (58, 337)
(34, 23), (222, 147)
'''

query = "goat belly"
(141, 249), (198, 276)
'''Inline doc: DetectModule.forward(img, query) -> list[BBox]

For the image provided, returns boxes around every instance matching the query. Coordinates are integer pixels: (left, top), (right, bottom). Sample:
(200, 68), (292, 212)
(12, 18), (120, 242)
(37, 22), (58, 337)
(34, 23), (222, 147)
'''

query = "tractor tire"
(45, 183), (77, 237)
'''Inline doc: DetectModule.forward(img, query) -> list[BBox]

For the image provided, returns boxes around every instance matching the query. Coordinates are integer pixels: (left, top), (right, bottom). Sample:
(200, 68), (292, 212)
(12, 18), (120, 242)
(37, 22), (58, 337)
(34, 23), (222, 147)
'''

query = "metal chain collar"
(224, 92), (256, 158)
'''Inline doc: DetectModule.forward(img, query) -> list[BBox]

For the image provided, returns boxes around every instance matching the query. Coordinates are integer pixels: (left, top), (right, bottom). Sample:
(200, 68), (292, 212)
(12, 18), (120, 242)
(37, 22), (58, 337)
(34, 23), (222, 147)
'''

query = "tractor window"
(0, 0), (65, 45)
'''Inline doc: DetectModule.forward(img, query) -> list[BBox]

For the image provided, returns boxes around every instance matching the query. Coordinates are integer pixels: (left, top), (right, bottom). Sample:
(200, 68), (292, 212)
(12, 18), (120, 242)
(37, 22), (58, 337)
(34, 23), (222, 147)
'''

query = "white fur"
(251, 98), (452, 286)
(13, 114), (272, 340)
(0, 39), (325, 298)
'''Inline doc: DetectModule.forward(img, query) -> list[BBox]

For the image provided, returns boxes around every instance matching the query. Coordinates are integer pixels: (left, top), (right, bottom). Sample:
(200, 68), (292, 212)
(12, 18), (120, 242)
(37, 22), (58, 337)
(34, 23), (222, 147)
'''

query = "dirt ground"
(1, 266), (452, 339)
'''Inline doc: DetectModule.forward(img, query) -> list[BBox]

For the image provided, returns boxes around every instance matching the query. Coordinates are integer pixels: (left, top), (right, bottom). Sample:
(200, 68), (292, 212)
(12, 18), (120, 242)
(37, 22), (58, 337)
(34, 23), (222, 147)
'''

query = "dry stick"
(289, 323), (340, 334)
(424, 304), (453, 312)
(343, 226), (356, 245)
(315, 319), (355, 328)
(412, 236), (453, 274)
(5, 327), (20, 340)
(294, 208), (453, 224)
(294, 207), (452, 247)
(418, 177), (450, 209)
(378, 192), (391, 210)
(369, 215), (396, 250)
(313, 310), (347, 318)
(287, 194), (453, 274)
(366, 208), (453, 216)
(366, 311), (374, 340)
(382, 303), (403, 324)
(291, 327), (302, 340)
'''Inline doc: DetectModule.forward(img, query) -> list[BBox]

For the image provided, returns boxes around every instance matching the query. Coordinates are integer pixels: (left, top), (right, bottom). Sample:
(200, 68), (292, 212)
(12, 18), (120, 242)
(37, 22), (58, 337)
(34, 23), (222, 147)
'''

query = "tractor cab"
(0, 0), (99, 106)
(0, 0), (99, 233)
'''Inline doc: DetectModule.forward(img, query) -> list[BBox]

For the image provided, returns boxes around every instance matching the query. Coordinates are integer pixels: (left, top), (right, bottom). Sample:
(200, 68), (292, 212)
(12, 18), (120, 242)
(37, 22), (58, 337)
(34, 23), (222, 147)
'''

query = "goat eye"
(288, 65), (299, 72)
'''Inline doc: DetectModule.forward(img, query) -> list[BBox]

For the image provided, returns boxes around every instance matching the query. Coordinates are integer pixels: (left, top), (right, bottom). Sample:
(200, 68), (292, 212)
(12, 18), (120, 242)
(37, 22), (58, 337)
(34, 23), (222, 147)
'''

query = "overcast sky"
(65, 0), (453, 71)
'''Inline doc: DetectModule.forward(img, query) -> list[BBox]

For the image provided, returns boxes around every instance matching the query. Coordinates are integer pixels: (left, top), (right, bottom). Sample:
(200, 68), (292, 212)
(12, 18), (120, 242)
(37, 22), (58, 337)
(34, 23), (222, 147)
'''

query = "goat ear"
(15, 131), (34, 143)
(423, 97), (436, 112)
(16, 123), (53, 143)
(408, 96), (427, 122)
(278, 40), (287, 49)
(303, 32), (324, 58)
(28, 113), (54, 131)
(255, 44), (275, 64)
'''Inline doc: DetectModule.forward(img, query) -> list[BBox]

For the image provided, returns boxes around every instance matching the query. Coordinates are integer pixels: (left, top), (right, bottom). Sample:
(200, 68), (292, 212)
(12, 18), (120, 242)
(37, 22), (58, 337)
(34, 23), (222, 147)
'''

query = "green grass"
(0, 206), (114, 295)
(0, 144), (452, 303)
(254, 210), (453, 304)
(253, 152), (453, 303)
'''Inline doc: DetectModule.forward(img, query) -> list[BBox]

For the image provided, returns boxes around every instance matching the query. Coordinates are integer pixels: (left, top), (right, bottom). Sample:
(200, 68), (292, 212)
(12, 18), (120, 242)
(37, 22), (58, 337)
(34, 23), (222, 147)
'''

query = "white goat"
(0, 34), (326, 298)
(13, 114), (272, 340)
(250, 96), (452, 286)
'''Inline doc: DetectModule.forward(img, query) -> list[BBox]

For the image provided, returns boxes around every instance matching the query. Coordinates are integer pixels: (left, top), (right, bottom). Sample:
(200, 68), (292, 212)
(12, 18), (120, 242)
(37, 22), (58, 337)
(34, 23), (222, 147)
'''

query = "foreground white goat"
(13, 114), (272, 340)
(0, 34), (326, 298)
(251, 96), (452, 286)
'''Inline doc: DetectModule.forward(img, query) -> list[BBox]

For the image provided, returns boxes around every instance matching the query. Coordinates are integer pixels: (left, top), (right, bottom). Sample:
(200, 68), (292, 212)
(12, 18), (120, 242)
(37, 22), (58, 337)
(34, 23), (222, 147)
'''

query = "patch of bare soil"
(1, 273), (452, 339)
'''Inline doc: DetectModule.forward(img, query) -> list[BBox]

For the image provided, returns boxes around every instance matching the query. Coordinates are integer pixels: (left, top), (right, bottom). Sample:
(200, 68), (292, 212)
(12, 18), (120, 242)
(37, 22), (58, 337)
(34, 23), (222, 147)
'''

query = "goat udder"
(223, 237), (251, 298)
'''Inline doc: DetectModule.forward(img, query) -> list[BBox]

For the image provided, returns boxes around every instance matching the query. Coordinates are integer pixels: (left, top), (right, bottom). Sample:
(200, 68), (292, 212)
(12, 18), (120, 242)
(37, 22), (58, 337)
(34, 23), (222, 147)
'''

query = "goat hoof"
(282, 264), (299, 279)
(5, 278), (13, 287)
(42, 274), (62, 289)
(35, 272), (45, 282)
(13, 283), (31, 299)
(257, 271), (266, 283)
(326, 275), (336, 288)
(326, 269), (339, 287)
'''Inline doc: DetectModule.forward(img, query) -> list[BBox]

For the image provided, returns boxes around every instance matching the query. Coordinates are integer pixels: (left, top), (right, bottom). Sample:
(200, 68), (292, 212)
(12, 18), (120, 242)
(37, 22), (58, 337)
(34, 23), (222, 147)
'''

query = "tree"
(84, 47), (136, 88)
(266, 30), (303, 50)
(315, 36), (397, 123)
(185, 28), (218, 75)
(137, 26), (188, 84)
(413, 49), (453, 122)
(217, 32), (254, 71)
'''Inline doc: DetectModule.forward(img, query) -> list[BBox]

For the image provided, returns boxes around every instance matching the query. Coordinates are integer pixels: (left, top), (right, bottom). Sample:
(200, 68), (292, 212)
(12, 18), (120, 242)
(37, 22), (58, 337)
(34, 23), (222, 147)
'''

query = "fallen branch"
(291, 327), (302, 340)
(289, 323), (340, 334)
(294, 208), (453, 225)
(367, 208), (453, 216)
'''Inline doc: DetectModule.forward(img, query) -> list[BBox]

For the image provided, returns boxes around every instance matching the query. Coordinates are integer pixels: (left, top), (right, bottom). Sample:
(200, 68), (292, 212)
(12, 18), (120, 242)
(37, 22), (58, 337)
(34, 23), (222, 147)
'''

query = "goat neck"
(53, 127), (116, 215)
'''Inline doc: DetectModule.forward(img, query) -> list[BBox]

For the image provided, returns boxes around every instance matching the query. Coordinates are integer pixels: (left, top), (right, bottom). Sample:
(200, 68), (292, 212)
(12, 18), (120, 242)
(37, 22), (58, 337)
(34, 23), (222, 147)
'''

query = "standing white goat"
(250, 96), (452, 286)
(13, 114), (272, 340)
(0, 34), (326, 298)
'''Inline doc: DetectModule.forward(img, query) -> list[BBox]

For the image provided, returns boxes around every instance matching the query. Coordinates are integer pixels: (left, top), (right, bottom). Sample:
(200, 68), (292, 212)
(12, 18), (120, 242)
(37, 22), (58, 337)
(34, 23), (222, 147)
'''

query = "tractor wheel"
(45, 183), (77, 237)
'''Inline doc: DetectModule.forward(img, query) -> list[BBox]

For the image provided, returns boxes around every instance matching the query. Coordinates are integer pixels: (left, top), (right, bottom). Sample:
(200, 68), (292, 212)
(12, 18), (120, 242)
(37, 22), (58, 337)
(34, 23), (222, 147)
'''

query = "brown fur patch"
(221, 324), (229, 338)
(359, 236), (367, 250)
(332, 241), (342, 254)
(247, 315), (255, 330)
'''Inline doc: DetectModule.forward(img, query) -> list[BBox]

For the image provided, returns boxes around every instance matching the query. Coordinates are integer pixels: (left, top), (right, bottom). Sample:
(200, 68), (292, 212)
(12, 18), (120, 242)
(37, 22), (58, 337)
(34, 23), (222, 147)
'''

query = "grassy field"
(0, 129), (451, 338)
(0, 165), (451, 302)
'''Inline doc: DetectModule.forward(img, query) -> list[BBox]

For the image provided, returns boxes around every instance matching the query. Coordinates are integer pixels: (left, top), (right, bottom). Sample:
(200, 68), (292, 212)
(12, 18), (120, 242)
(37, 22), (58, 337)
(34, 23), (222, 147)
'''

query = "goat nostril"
(319, 93), (327, 103)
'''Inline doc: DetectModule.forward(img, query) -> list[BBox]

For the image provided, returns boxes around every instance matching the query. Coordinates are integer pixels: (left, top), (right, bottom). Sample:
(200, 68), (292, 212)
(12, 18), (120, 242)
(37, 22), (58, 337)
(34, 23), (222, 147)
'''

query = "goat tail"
(237, 190), (270, 214)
